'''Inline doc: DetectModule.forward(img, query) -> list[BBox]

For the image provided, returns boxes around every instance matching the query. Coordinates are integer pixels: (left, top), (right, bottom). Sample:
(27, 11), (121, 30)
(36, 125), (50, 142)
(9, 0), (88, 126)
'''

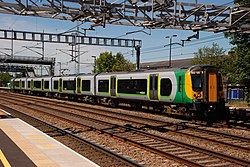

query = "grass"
(228, 101), (249, 107)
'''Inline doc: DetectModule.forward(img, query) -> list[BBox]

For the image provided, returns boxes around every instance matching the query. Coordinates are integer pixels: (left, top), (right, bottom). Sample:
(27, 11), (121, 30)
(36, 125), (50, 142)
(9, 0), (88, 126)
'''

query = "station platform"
(0, 87), (10, 93)
(0, 109), (99, 167)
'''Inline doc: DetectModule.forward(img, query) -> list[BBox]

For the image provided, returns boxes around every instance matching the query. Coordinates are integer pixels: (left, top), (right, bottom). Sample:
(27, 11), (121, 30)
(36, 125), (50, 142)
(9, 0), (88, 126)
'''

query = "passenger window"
(98, 80), (109, 92)
(44, 81), (49, 89)
(118, 79), (147, 95)
(54, 81), (58, 89)
(82, 80), (91, 91)
(63, 80), (76, 90)
(160, 78), (172, 96)
(178, 76), (182, 92)
(34, 81), (41, 88)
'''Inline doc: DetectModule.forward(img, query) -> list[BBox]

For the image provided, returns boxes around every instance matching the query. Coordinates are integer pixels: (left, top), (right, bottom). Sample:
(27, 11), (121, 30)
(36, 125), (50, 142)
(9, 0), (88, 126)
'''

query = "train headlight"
(197, 93), (201, 98)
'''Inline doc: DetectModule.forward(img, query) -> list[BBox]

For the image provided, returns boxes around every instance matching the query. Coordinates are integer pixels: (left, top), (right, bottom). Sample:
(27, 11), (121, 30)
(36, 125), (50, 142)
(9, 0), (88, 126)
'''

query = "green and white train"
(11, 65), (226, 119)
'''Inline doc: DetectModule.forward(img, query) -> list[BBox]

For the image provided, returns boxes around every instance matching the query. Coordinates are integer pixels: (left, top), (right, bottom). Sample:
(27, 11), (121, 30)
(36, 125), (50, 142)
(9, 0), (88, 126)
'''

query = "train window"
(44, 81), (49, 89)
(178, 76), (182, 92)
(191, 74), (203, 91)
(160, 78), (172, 96)
(28, 81), (31, 88)
(54, 81), (58, 90)
(63, 80), (76, 90)
(82, 80), (91, 91)
(118, 79), (147, 95)
(98, 80), (109, 92)
(14, 81), (19, 88)
(34, 81), (41, 88)
(21, 81), (25, 88)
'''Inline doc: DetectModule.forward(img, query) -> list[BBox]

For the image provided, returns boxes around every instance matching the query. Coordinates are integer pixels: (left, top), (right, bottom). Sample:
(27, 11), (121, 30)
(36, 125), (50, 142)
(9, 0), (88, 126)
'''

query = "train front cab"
(187, 65), (225, 120)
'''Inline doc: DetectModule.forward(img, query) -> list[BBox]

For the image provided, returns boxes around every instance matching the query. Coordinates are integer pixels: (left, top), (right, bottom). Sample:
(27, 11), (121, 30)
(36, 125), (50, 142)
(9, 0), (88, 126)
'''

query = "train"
(11, 65), (226, 120)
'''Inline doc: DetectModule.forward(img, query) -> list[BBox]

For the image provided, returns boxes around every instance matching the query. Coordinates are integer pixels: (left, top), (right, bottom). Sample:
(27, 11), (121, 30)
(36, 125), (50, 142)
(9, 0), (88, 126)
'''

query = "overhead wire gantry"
(0, 0), (249, 33)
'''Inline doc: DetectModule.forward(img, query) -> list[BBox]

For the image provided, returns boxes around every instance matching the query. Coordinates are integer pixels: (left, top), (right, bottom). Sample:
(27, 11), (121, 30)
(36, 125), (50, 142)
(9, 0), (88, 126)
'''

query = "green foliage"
(0, 72), (11, 86)
(234, 0), (250, 5)
(112, 53), (135, 72)
(95, 52), (114, 73)
(192, 43), (229, 75)
(94, 52), (135, 73)
(225, 0), (250, 103)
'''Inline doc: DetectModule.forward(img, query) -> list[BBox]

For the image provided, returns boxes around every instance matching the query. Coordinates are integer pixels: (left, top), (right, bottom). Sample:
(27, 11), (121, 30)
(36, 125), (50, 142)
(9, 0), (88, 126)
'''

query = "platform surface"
(0, 113), (99, 167)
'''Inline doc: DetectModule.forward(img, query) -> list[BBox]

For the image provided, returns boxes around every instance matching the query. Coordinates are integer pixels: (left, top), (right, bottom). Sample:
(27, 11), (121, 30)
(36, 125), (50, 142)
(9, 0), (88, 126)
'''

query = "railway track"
(1, 93), (250, 166)
(0, 104), (142, 167)
(2, 93), (250, 153)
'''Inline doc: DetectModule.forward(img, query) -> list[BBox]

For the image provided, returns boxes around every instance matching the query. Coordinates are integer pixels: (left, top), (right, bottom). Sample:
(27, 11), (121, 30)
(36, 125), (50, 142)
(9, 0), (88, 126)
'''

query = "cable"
(141, 46), (232, 62)
(141, 36), (226, 55)
(141, 33), (225, 52)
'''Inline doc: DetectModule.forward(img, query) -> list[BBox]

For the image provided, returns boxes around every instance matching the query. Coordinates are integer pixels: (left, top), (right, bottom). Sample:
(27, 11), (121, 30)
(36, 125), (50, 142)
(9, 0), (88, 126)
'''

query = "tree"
(224, 0), (250, 103)
(0, 72), (11, 86)
(192, 43), (229, 75)
(234, 0), (250, 5)
(95, 52), (115, 73)
(112, 53), (135, 72)
(94, 52), (135, 73)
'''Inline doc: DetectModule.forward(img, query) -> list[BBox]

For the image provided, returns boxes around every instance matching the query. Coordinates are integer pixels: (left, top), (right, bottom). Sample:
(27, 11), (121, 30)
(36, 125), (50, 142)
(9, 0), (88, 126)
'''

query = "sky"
(0, 0), (236, 75)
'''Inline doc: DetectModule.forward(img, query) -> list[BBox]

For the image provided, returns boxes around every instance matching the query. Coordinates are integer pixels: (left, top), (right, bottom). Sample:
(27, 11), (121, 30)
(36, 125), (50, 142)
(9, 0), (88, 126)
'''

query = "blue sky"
(0, 0), (235, 75)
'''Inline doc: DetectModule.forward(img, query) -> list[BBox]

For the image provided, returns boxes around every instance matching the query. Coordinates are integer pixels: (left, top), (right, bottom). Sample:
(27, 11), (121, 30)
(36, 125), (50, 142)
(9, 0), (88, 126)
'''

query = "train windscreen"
(191, 73), (203, 91)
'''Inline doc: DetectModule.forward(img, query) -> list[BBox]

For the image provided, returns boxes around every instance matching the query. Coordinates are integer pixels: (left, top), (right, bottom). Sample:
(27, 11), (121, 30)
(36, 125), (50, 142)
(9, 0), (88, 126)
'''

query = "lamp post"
(92, 55), (96, 73)
(165, 35), (177, 68)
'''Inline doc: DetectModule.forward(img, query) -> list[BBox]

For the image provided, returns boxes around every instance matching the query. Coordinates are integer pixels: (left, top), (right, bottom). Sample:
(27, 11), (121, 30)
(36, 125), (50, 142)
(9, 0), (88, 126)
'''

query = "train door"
(59, 78), (62, 92)
(208, 72), (218, 102)
(110, 76), (116, 96)
(77, 77), (81, 93)
(149, 74), (158, 100)
(42, 79), (44, 90)
(31, 79), (34, 90)
(19, 80), (21, 88)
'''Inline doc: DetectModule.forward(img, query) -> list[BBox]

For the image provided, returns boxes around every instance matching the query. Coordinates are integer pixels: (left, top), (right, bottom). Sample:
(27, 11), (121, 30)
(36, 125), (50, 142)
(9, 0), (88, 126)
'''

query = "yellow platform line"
(0, 149), (11, 167)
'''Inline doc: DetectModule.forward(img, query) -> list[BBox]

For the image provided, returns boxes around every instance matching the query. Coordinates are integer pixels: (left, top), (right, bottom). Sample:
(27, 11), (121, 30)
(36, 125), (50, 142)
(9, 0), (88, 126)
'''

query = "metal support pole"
(11, 29), (13, 59)
(41, 30), (45, 76)
(92, 56), (96, 73)
(51, 58), (55, 76)
(135, 45), (141, 70)
(77, 22), (80, 75)
(169, 37), (172, 68)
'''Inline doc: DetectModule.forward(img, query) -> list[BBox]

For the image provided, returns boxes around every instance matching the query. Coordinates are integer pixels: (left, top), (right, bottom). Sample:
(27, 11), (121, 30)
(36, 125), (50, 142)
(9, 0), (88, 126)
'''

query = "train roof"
(97, 67), (189, 76)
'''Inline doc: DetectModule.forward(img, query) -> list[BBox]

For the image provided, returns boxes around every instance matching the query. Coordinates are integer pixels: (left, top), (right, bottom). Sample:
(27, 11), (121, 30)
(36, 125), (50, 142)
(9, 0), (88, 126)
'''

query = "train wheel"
(108, 99), (118, 108)
(153, 103), (163, 112)
(91, 97), (97, 105)
(131, 103), (142, 110)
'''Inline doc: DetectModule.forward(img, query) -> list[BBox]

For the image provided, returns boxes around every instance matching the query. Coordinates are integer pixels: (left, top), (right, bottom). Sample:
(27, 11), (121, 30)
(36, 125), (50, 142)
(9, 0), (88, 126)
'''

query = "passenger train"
(11, 65), (226, 120)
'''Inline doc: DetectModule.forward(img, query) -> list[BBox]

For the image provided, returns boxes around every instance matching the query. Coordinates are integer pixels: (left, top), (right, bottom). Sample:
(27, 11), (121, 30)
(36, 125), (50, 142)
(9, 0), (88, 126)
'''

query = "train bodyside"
(10, 65), (225, 119)
(95, 65), (225, 118)
(11, 77), (27, 93)
(94, 69), (191, 109)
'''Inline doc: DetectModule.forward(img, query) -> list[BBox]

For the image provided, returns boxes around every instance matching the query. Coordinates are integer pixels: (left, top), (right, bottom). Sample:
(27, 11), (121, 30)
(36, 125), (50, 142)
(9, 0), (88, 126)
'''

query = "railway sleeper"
(186, 155), (210, 161)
